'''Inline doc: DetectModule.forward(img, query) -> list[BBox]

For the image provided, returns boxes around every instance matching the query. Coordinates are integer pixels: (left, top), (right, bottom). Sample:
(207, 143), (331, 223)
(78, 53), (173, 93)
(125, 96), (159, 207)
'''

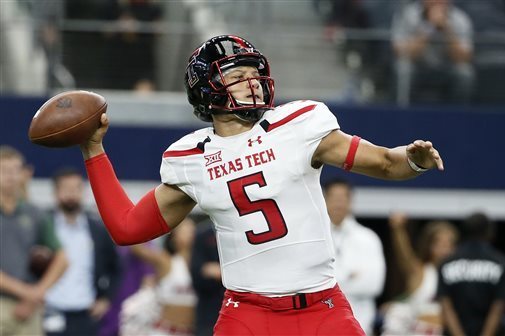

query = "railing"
(1, 7), (504, 106)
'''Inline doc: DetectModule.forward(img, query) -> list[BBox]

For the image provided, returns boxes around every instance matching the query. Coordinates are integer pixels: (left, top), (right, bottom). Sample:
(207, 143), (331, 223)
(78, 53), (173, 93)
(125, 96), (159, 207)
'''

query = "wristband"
(343, 135), (361, 171)
(407, 157), (428, 172)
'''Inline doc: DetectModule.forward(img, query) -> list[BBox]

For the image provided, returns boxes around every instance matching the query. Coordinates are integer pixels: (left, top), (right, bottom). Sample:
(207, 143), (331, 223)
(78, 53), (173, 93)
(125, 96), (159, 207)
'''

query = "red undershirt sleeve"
(85, 153), (170, 245)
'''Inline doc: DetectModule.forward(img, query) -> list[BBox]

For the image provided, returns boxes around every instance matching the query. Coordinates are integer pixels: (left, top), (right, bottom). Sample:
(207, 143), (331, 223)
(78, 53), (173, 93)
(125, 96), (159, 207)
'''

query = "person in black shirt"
(438, 212), (505, 336)
(190, 220), (225, 336)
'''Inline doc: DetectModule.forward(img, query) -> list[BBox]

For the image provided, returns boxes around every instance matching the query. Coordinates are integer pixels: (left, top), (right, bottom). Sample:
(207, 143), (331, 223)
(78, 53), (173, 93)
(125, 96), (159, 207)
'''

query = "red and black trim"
(163, 137), (211, 158)
(292, 293), (309, 309)
(163, 148), (202, 158)
(260, 104), (317, 132)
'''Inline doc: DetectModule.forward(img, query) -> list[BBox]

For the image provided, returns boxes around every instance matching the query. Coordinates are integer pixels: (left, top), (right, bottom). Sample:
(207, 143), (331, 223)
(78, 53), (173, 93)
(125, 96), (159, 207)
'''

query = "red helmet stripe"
(230, 35), (247, 48)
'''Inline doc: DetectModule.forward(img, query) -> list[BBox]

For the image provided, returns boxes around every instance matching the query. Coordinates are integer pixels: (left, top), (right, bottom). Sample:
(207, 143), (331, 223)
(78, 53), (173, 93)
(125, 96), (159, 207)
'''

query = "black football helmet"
(184, 35), (275, 122)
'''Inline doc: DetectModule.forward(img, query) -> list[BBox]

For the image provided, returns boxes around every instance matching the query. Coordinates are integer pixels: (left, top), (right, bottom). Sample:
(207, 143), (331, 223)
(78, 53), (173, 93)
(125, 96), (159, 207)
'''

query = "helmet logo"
(187, 46), (204, 88)
(187, 56), (199, 88)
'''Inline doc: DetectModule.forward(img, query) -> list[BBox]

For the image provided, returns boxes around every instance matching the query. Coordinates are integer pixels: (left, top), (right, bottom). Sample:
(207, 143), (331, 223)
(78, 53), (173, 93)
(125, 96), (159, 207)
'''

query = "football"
(28, 90), (107, 147)
(28, 245), (54, 279)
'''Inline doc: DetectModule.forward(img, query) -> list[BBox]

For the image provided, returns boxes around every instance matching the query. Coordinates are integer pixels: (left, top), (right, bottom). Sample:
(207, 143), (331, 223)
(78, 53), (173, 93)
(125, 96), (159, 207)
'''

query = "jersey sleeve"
(160, 155), (196, 201)
(160, 156), (180, 185)
(159, 132), (207, 201)
(266, 101), (340, 168)
(301, 101), (340, 165)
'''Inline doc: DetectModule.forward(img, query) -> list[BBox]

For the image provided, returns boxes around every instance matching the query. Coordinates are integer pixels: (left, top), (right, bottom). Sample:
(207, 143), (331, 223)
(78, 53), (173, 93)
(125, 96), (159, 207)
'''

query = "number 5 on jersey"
(227, 172), (288, 245)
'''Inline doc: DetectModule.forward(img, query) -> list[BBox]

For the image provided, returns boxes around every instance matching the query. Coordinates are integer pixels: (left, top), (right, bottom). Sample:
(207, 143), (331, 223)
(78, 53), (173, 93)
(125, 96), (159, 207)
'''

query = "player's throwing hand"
(80, 113), (109, 160)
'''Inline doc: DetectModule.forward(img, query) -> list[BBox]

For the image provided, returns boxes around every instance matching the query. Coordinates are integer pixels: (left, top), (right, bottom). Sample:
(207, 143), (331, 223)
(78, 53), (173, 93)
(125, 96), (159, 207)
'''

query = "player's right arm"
(80, 114), (196, 246)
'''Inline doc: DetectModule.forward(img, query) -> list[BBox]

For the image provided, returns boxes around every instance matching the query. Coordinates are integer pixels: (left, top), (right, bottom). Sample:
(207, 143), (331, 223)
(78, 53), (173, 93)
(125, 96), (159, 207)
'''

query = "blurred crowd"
(1, 144), (504, 336)
(1, 0), (505, 105)
(314, 0), (505, 105)
(0, 145), (225, 336)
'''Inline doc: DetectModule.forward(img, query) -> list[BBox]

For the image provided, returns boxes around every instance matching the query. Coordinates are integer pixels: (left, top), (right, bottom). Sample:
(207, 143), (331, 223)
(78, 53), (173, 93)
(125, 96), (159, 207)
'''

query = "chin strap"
(234, 108), (268, 122)
(210, 106), (268, 122)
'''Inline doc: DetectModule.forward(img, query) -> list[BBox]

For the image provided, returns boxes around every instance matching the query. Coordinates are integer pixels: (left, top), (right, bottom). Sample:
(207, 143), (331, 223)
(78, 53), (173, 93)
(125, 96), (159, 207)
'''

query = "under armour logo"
(248, 136), (262, 147)
(322, 298), (334, 309)
(225, 298), (239, 308)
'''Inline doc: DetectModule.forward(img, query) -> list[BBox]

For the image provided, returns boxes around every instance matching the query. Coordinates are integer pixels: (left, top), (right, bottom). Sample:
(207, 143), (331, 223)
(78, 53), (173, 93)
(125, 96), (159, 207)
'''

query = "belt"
(225, 285), (337, 311)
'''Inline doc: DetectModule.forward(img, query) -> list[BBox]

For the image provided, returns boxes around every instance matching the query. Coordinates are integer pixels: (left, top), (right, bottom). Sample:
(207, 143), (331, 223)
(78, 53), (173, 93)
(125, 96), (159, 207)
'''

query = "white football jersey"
(160, 100), (340, 295)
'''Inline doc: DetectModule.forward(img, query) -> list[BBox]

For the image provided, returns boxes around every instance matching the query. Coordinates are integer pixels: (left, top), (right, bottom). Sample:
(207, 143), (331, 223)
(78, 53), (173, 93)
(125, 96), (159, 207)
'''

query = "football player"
(80, 35), (444, 335)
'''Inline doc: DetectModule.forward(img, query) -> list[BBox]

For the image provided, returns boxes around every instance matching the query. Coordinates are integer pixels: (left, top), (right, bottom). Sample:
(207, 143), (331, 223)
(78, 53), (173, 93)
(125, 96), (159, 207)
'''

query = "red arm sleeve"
(85, 153), (170, 245)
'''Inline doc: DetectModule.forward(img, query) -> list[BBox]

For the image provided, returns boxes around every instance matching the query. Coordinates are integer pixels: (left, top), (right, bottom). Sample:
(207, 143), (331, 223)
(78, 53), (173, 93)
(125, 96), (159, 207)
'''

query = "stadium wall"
(1, 94), (504, 218)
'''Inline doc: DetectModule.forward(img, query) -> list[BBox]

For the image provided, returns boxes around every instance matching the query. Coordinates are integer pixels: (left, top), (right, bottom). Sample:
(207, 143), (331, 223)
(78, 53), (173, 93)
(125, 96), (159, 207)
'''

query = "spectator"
(315, 0), (374, 103)
(190, 219), (225, 336)
(30, 0), (75, 91)
(44, 167), (121, 336)
(98, 244), (155, 336)
(19, 163), (35, 201)
(438, 212), (505, 336)
(62, 0), (114, 89)
(382, 214), (458, 335)
(61, 0), (161, 90)
(323, 177), (386, 335)
(0, 145), (68, 336)
(392, 0), (475, 105)
(103, 0), (163, 90)
(315, 0), (371, 42)
(0, 1), (48, 94)
(121, 217), (197, 335)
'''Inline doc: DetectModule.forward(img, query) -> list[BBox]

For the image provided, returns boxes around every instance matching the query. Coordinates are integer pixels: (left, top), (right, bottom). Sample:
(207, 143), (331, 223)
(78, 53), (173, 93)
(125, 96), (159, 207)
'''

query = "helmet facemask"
(208, 54), (274, 122)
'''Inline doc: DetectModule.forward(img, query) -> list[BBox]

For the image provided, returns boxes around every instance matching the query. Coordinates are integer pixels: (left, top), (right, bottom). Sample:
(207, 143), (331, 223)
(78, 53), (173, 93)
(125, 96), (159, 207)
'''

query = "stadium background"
(1, 0), (504, 303)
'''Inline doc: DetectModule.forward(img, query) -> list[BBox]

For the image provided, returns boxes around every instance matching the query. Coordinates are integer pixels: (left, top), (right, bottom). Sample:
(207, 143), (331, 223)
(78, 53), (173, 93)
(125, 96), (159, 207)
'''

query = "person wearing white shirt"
(324, 177), (386, 335)
(44, 167), (121, 336)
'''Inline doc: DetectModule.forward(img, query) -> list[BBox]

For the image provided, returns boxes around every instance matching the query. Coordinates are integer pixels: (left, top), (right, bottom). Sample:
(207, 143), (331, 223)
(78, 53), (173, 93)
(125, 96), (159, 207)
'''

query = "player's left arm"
(313, 130), (444, 180)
